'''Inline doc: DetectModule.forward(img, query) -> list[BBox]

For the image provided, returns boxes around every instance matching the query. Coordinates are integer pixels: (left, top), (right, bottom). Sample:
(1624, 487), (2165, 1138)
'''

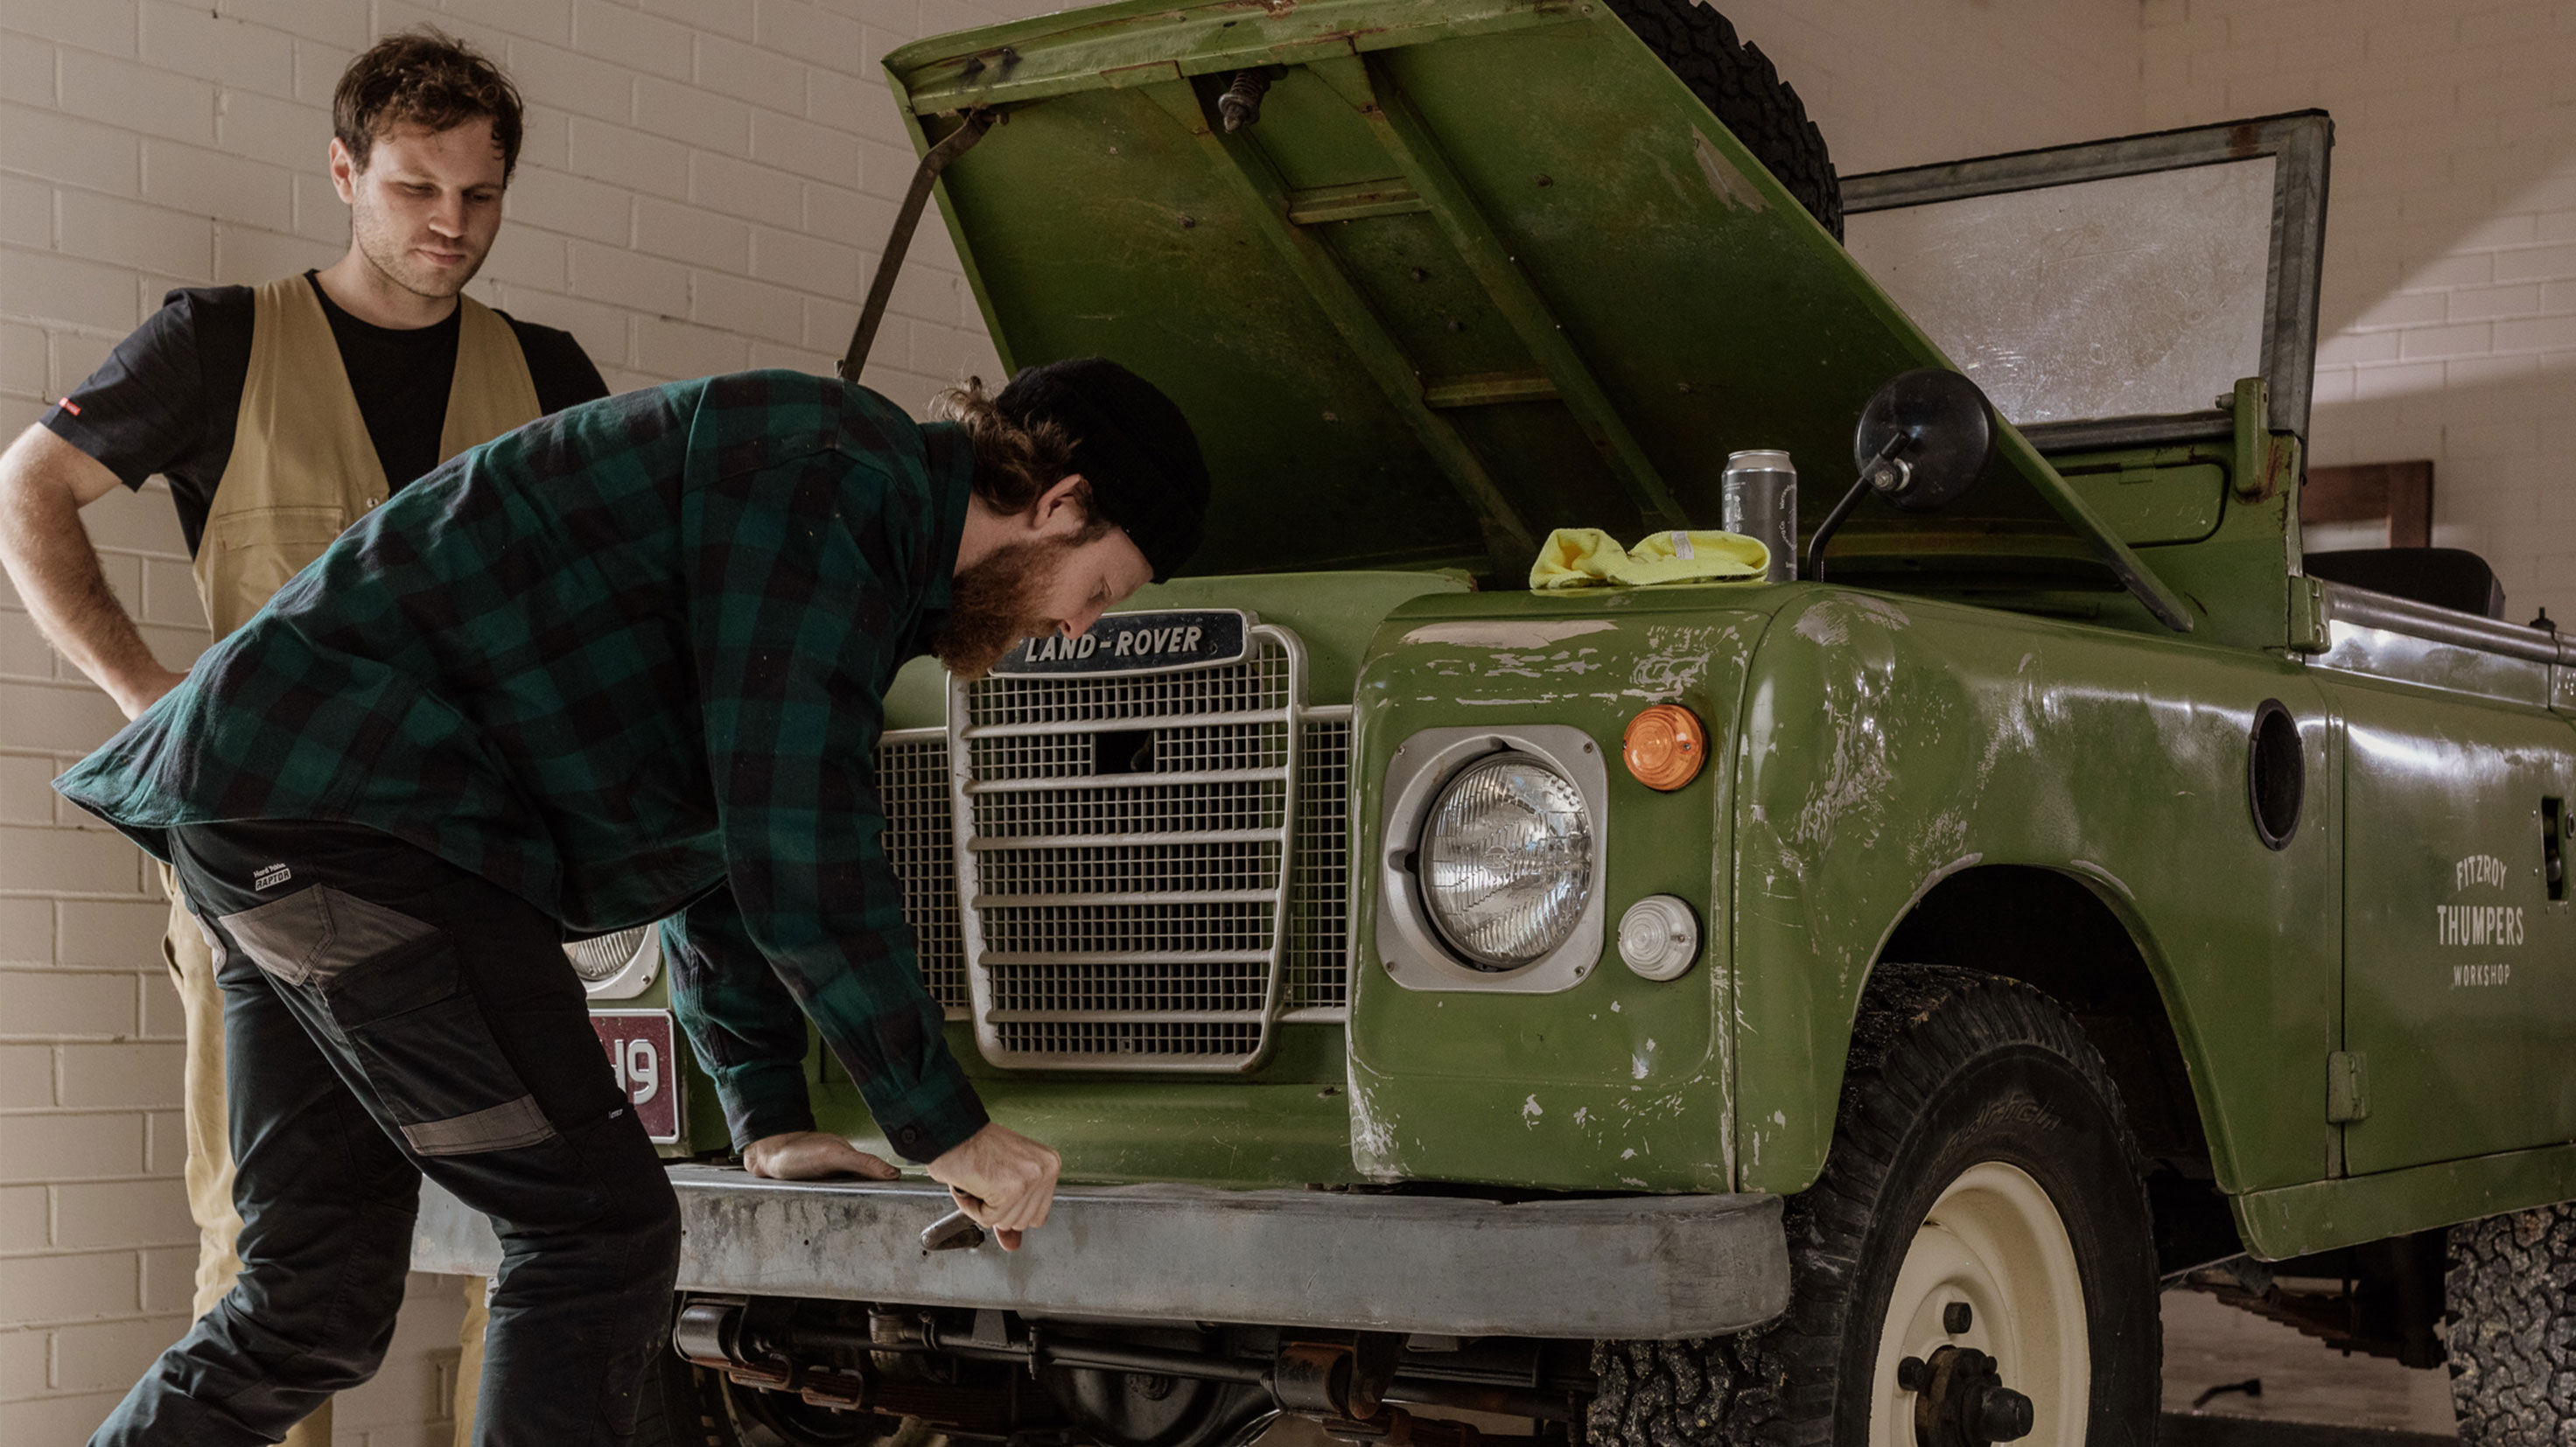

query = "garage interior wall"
(2138, 0), (2576, 617)
(0, 0), (2550, 1442)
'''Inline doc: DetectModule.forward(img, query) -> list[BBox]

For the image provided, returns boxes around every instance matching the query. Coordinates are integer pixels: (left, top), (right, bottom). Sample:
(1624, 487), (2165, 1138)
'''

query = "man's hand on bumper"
(928, 1122), (1060, 1251)
(743, 1131), (900, 1182)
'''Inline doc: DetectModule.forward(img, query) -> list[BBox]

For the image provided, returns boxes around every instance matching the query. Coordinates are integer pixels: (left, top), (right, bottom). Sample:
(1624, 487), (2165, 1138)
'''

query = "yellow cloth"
(1529, 528), (1770, 590)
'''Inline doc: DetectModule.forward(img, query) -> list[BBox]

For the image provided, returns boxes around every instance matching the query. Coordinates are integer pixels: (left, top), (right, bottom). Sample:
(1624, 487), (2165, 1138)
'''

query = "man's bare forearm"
(0, 425), (186, 719)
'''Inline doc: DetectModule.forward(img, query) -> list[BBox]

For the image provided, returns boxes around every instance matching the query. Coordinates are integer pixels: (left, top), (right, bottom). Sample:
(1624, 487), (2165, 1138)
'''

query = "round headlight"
(566, 926), (651, 984)
(1419, 752), (1595, 969)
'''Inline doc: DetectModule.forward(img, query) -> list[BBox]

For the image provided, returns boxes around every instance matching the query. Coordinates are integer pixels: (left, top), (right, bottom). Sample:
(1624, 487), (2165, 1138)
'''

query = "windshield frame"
(1843, 111), (2333, 455)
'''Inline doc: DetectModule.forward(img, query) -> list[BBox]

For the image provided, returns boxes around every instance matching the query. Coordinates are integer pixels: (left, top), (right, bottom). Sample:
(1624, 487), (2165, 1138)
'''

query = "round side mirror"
(1853, 368), (1996, 514)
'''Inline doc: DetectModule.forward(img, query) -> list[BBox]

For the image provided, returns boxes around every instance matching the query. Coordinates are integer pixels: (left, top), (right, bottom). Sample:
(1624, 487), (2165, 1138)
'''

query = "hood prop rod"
(839, 108), (995, 385)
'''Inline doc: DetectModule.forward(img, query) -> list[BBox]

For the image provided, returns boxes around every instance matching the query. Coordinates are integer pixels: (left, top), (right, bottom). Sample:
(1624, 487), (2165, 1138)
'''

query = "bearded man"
(52, 358), (1210, 1445)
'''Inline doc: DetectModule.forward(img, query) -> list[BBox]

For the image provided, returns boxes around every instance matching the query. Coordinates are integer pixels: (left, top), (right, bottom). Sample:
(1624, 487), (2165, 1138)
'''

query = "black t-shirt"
(42, 272), (609, 556)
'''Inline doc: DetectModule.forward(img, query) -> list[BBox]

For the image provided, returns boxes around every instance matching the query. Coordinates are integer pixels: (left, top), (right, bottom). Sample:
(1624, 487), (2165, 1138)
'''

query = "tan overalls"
(166, 276), (539, 1447)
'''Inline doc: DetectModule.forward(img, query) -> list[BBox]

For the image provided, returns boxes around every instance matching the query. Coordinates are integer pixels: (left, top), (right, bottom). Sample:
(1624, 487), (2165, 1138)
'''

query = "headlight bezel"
(566, 925), (663, 1000)
(1376, 725), (1610, 994)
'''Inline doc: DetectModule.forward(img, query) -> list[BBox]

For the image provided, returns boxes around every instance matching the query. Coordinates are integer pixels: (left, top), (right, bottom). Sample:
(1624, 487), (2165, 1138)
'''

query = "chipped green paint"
(1723, 582), (2339, 1199)
(1347, 588), (1768, 1192)
(1330, 564), (2340, 1209)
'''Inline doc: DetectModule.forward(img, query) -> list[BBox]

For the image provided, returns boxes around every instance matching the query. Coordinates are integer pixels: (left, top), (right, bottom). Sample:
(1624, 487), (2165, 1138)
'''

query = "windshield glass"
(1845, 157), (2276, 430)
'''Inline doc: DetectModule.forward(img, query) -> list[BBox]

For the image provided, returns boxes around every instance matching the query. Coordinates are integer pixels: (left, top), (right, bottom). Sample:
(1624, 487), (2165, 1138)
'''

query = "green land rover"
(413, 3), (2576, 1445)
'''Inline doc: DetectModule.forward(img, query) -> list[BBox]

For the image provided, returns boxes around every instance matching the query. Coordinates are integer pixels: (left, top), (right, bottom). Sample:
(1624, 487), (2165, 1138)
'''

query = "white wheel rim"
(1869, 1161), (2090, 1447)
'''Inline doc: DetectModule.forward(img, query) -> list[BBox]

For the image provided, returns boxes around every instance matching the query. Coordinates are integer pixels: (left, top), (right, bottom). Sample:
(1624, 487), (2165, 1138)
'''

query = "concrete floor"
(1250, 1288), (2459, 1447)
(2160, 1289), (2455, 1437)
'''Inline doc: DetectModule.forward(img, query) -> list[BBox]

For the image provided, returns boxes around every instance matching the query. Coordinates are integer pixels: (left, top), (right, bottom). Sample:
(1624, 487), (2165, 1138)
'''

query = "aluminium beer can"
(1723, 449), (1798, 582)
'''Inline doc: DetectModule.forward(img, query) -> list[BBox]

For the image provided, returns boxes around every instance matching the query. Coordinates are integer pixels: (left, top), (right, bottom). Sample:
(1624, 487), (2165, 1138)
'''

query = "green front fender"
(1347, 585), (1771, 1191)
(1345, 582), (2340, 1203)
(1730, 589), (2338, 1199)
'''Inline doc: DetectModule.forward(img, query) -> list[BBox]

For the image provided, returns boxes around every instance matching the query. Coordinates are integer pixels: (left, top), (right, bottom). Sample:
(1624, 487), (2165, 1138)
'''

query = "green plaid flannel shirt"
(56, 370), (990, 1162)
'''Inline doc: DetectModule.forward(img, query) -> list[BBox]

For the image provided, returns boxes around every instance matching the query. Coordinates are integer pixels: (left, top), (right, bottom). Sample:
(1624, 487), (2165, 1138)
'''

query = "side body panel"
(2320, 647), (2576, 1175)
(1726, 590), (2342, 1198)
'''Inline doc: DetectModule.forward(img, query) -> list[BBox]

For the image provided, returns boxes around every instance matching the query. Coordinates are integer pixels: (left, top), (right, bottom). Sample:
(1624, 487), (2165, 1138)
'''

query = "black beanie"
(995, 358), (1210, 584)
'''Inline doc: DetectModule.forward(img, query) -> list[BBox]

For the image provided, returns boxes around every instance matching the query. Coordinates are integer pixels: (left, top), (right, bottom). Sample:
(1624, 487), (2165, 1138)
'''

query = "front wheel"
(1589, 965), (2159, 1447)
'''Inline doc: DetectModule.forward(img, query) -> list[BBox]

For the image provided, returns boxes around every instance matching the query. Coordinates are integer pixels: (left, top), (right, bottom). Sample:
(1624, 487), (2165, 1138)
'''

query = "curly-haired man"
(60, 357), (1208, 1444)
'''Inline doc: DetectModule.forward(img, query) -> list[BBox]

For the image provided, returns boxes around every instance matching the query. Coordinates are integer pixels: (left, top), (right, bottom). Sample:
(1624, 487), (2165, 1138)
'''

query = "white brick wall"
(1713, 0), (2145, 173)
(2140, 0), (2576, 618)
(0, 477), (210, 1444)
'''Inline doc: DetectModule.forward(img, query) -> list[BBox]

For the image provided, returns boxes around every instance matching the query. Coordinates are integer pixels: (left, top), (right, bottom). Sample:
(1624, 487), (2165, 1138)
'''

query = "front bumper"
(413, 1164), (1788, 1340)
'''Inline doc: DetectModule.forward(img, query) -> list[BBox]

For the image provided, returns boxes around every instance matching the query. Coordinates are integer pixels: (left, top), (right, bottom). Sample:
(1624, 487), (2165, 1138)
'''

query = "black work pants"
(91, 820), (681, 1447)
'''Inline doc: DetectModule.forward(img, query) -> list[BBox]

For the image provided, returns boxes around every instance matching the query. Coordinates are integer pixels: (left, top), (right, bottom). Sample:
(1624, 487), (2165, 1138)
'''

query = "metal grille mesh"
(970, 636), (1293, 1068)
(871, 626), (1360, 1066)
(998, 1020), (1265, 1058)
(872, 661), (1350, 1053)
(972, 782), (1285, 838)
(880, 710), (1349, 1024)
(878, 732), (965, 1010)
(1287, 715), (1351, 1010)
(978, 842), (1273, 897)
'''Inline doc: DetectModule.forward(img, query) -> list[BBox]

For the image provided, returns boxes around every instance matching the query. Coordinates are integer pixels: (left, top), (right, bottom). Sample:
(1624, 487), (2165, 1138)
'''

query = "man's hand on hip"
(742, 1130), (900, 1182)
(0, 426), (187, 720)
(928, 1122), (1060, 1251)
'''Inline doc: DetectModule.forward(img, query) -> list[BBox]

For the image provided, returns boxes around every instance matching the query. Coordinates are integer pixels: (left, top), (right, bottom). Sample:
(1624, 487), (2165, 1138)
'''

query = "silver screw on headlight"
(1617, 896), (1699, 981)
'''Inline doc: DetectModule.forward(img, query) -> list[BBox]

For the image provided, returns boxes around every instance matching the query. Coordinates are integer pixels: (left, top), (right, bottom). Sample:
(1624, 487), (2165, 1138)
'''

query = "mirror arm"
(1805, 434), (1912, 582)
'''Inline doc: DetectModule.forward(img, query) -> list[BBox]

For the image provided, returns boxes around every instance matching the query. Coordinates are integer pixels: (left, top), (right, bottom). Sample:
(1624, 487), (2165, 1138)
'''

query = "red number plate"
(591, 1010), (681, 1143)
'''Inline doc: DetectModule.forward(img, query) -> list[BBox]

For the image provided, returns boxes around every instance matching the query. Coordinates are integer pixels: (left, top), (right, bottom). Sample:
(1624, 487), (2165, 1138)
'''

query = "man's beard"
(353, 195), (483, 301)
(933, 538), (1075, 680)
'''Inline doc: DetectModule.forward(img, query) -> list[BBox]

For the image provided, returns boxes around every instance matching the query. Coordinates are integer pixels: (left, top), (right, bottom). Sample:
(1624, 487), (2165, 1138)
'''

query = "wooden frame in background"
(2302, 460), (2434, 549)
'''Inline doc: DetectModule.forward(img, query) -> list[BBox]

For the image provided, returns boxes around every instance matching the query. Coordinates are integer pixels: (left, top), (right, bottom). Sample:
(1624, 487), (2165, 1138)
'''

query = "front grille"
(873, 624), (1349, 1070)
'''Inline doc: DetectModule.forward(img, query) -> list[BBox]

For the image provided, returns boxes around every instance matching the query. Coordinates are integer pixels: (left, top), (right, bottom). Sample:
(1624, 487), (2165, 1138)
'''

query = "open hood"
(882, 0), (2216, 626)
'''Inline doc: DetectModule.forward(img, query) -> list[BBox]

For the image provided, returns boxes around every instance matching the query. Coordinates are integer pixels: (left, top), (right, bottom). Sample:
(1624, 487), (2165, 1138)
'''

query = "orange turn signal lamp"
(1621, 704), (1706, 791)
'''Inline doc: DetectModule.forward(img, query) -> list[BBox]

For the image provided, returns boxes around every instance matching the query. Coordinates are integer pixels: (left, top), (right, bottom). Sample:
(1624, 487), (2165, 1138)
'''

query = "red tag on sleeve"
(57, 398), (80, 416)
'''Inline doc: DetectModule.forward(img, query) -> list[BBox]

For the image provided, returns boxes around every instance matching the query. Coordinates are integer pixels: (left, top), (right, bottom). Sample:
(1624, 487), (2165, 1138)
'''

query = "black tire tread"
(1603, 0), (1843, 240)
(2446, 1203), (2576, 1446)
(1587, 965), (2151, 1447)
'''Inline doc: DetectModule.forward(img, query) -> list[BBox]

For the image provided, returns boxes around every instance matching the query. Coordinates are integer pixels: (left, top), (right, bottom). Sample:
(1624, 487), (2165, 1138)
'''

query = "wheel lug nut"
(1896, 1356), (1928, 1392)
(1973, 1384), (2035, 1443)
(1944, 1301), (1973, 1334)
